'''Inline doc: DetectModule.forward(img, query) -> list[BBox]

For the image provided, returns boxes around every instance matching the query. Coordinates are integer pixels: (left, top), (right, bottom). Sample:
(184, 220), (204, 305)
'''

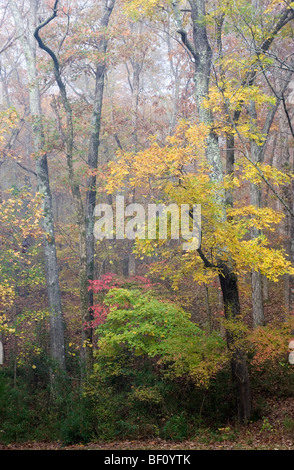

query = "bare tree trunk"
(34, 1), (89, 374)
(164, 12), (182, 134)
(262, 276), (269, 302)
(10, 0), (66, 372)
(248, 100), (265, 326)
(278, 105), (294, 313)
(124, 19), (145, 275)
(0, 333), (4, 366)
(85, 0), (115, 369)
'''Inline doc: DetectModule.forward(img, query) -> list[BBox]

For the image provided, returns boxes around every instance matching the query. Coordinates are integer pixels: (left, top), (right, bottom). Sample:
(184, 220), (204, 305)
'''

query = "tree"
(34, 0), (116, 373)
(9, 0), (66, 373)
(0, 185), (46, 376)
(94, 285), (226, 388)
(168, 0), (294, 421)
(170, 0), (251, 422)
(215, 0), (294, 327)
(106, 120), (294, 424)
(85, 0), (116, 366)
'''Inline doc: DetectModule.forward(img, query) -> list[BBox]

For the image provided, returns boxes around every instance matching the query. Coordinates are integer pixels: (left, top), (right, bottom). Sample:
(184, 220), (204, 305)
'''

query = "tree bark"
(218, 264), (252, 422)
(0, 334), (4, 365)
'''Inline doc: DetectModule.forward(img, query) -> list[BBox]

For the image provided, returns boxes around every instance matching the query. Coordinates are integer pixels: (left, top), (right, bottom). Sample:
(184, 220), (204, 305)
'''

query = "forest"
(1, 0), (294, 452)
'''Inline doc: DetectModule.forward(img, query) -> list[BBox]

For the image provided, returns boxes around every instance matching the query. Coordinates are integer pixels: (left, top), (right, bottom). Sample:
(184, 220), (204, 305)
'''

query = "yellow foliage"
(264, 0), (286, 14)
(0, 282), (15, 314)
(107, 118), (294, 287)
(107, 121), (208, 194)
(122, 0), (164, 19)
(237, 158), (292, 186)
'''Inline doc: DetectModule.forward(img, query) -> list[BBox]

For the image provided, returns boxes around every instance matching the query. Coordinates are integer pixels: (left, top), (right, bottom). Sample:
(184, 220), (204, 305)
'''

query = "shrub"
(94, 288), (226, 388)
(0, 374), (33, 443)
(84, 287), (230, 440)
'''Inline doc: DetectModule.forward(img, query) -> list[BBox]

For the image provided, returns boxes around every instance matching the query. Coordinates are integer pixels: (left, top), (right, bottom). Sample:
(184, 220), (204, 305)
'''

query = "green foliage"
(0, 362), (97, 446)
(161, 413), (189, 441)
(85, 358), (235, 441)
(282, 417), (294, 434)
(0, 374), (32, 443)
(95, 288), (226, 388)
(58, 396), (96, 446)
(78, 287), (234, 441)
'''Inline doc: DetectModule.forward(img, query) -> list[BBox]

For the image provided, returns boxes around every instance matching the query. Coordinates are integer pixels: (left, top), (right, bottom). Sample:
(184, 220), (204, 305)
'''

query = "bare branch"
(282, 94), (294, 139)
(16, 161), (37, 177)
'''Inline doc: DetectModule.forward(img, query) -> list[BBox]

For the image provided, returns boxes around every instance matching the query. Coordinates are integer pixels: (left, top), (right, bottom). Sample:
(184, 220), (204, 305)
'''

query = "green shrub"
(59, 400), (96, 446)
(95, 288), (226, 388)
(0, 374), (33, 443)
(84, 287), (233, 440)
(161, 413), (188, 440)
(283, 417), (294, 434)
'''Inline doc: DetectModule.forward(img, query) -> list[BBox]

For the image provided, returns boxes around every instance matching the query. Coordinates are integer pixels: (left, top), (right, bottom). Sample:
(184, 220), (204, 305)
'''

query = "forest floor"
(1, 396), (294, 451)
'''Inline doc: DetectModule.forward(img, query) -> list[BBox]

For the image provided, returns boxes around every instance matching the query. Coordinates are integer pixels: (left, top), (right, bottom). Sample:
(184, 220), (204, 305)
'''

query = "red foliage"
(88, 273), (123, 293)
(91, 303), (110, 327)
(88, 273), (154, 328)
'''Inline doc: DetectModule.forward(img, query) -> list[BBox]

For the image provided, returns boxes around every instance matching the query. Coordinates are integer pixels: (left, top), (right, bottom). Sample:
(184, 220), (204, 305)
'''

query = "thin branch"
(282, 94), (294, 139)
(171, 0), (198, 61)
(34, 0), (64, 92)
(222, 145), (294, 217)
(16, 161), (37, 177)
(58, 7), (70, 54)
(197, 246), (215, 269)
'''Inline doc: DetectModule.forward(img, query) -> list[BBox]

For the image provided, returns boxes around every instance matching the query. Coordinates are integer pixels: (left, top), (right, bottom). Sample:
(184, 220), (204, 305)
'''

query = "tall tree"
(10, 0), (66, 373)
(171, 0), (251, 422)
(85, 0), (116, 367)
(34, 0), (115, 373)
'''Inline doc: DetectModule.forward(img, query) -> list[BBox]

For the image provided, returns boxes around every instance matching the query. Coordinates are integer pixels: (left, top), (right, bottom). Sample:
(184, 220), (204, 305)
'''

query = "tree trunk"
(0, 334), (4, 365)
(219, 264), (252, 423)
(37, 152), (66, 371)
(10, 0), (66, 372)
(85, 0), (116, 369)
(204, 285), (213, 333)
(263, 275), (269, 302)
(34, 2), (90, 375)
(225, 133), (235, 207)
(190, 0), (251, 421)
(249, 101), (265, 327)
(251, 268), (265, 326)
(85, 52), (106, 369)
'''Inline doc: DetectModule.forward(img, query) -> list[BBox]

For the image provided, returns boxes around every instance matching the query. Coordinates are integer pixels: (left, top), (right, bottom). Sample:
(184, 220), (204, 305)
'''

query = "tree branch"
(16, 161), (37, 177)
(171, 0), (198, 61)
(282, 93), (294, 139)
(197, 246), (215, 269)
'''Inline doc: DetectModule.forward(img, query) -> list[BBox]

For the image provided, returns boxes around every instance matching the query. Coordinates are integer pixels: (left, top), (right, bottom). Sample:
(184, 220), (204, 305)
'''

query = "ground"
(1, 397), (294, 450)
